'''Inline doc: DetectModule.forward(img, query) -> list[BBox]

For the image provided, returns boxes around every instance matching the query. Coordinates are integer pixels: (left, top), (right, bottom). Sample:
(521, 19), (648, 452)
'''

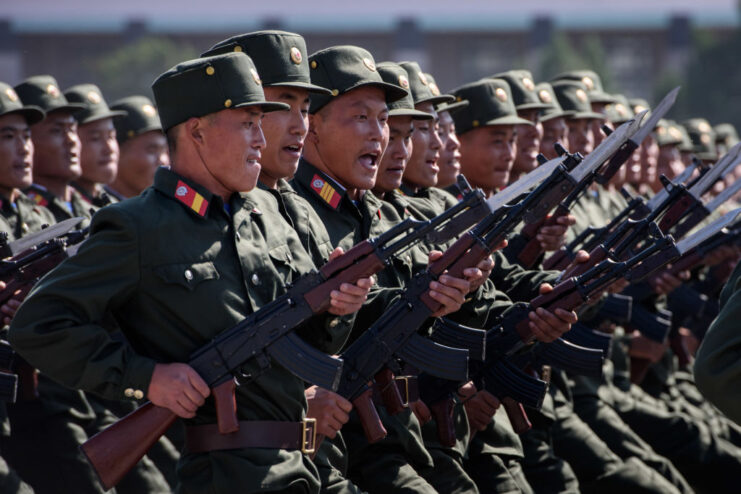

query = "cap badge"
(700, 133), (711, 144)
(522, 77), (535, 91)
(250, 68), (262, 85)
(698, 121), (711, 133)
(5, 88), (18, 102)
(398, 74), (410, 89)
(46, 84), (60, 98)
(581, 76), (595, 91)
(495, 87), (507, 102)
(418, 72), (428, 86)
(615, 103), (627, 117)
(87, 91), (102, 104)
(669, 127), (682, 140)
(575, 88), (588, 103)
(634, 105), (647, 114)
(290, 47), (303, 65)
(233, 45), (243, 53)
(429, 82), (440, 96)
(362, 57), (376, 72)
(141, 104), (156, 117)
(538, 89), (552, 103)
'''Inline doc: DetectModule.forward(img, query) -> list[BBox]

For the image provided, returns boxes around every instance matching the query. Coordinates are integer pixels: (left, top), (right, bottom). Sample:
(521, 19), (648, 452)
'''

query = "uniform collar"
(294, 159), (347, 211)
(153, 168), (216, 219)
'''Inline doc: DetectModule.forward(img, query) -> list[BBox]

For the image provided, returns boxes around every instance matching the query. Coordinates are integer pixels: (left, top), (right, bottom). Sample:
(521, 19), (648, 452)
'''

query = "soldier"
(535, 82), (569, 160)
(551, 70), (615, 148)
(14, 76), (91, 225)
(549, 79), (604, 158)
(107, 95), (169, 200)
(9, 51), (371, 494)
(654, 120), (686, 183)
(64, 84), (126, 207)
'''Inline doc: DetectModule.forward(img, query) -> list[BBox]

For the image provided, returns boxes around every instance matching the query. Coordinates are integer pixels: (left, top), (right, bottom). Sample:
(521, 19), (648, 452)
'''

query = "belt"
(185, 418), (316, 454)
(371, 375), (419, 409)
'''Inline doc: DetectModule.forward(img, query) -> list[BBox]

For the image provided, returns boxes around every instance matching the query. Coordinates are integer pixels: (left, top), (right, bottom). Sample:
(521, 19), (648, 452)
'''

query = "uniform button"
(133, 390), (144, 400)
(124, 388), (134, 398)
(235, 232), (241, 242)
(406, 255), (412, 264)
(251, 273), (260, 285)
(21, 223), (28, 233)
(329, 319), (339, 328)
(184, 269), (193, 281)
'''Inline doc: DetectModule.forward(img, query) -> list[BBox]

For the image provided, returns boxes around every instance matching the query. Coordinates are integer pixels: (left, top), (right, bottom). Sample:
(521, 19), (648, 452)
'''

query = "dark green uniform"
(25, 184), (94, 227)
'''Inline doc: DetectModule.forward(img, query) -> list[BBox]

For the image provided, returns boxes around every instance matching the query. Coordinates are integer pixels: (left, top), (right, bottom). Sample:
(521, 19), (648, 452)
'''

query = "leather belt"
(371, 375), (419, 407)
(185, 418), (316, 454)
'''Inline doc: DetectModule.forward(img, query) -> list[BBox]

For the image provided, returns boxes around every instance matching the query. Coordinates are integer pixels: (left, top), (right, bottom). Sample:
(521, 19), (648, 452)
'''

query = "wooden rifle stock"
(375, 368), (405, 415)
(430, 397), (456, 447)
(518, 206), (571, 268)
(502, 397), (531, 433)
(353, 388), (386, 443)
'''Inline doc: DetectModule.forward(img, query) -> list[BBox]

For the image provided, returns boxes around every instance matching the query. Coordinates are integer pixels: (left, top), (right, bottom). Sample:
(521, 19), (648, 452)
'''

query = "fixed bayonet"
(0, 216), (84, 258)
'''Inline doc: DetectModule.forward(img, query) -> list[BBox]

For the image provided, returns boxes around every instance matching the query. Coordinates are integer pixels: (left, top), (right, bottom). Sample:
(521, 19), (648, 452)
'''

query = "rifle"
(80, 185), (490, 490)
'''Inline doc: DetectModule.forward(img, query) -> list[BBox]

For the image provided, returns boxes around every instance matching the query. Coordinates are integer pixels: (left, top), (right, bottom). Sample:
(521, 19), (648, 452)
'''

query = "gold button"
(127, 130), (135, 138)
(133, 390), (144, 400)
(329, 319), (339, 328)
(233, 45), (243, 52)
(184, 269), (193, 281)
(21, 223), (28, 233)
(251, 273), (260, 285)
(235, 232), (241, 242)
(472, 120), (479, 127)
(331, 89), (339, 96)
(124, 388), (134, 398)
(310, 61), (317, 69)
(224, 99), (232, 108)
(206, 66), (215, 76)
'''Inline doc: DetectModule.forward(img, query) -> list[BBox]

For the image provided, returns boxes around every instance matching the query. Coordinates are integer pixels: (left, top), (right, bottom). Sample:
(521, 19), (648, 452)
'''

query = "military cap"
(201, 30), (331, 95)
(675, 122), (694, 153)
(307, 45), (407, 114)
(64, 84), (127, 125)
(605, 94), (635, 125)
(655, 119), (685, 148)
(110, 95), (162, 145)
(550, 80), (604, 120)
(682, 118), (717, 161)
(535, 82), (569, 122)
(449, 78), (532, 135)
(376, 63), (433, 119)
(491, 70), (550, 111)
(0, 81), (45, 125)
(551, 70), (615, 104)
(14, 75), (85, 116)
(714, 123), (739, 149)
(628, 98), (650, 116)
(398, 61), (453, 107)
(424, 72), (468, 114)
(152, 52), (289, 132)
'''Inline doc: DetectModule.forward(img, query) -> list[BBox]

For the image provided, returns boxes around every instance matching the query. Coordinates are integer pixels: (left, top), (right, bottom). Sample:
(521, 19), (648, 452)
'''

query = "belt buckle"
(301, 418), (316, 454)
(395, 376), (410, 407)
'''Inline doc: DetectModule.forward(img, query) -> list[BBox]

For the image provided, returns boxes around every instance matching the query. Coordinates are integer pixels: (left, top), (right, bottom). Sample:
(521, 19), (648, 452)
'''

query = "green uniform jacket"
(9, 168), (344, 493)
(25, 183), (96, 228)
(0, 192), (56, 241)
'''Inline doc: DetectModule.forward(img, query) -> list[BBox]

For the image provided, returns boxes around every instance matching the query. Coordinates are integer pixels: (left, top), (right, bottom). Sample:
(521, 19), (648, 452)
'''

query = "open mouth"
(358, 152), (379, 169)
(283, 142), (303, 155)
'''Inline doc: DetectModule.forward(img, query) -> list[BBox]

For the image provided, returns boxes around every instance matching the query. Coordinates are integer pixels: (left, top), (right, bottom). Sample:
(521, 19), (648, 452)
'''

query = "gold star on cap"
(290, 47), (303, 65)
(418, 72), (428, 85)
(5, 88), (18, 102)
(522, 77), (535, 91)
(538, 89), (552, 104)
(698, 122), (711, 133)
(87, 91), (102, 104)
(634, 105), (647, 114)
(495, 87), (507, 102)
(576, 89), (588, 103)
(141, 104), (156, 117)
(615, 103), (627, 117)
(669, 127), (682, 140)
(250, 68), (262, 85)
(362, 58), (376, 72)
(233, 45), (243, 53)
(429, 82), (440, 96)
(581, 76), (595, 91)
(46, 84), (60, 97)
(398, 74), (410, 89)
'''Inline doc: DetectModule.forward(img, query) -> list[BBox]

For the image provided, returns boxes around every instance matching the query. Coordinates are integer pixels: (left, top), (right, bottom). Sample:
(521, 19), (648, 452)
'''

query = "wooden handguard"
(657, 193), (695, 232)
(81, 402), (177, 490)
(542, 247), (571, 271)
(375, 368), (405, 415)
(353, 388), (387, 443)
(304, 254), (386, 313)
(502, 397), (531, 434)
(518, 207), (571, 268)
(560, 244), (608, 280)
(430, 397), (456, 447)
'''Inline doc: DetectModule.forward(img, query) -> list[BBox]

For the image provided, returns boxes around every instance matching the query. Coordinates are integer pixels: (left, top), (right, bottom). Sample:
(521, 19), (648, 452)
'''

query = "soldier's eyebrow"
(0, 125), (25, 133)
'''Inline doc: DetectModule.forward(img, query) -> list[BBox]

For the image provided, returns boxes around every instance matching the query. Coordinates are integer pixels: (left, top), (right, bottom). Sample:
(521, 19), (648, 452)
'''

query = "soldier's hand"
(427, 251), (470, 317)
(463, 254), (496, 292)
(703, 244), (739, 267)
(409, 399), (432, 425)
(458, 382), (499, 431)
(327, 247), (375, 316)
(305, 385), (352, 439)
(528, 283), (578, 342)
(537, 214), (576, 252)
(651, 269), (689, 295)
(148, 363), (210, 418)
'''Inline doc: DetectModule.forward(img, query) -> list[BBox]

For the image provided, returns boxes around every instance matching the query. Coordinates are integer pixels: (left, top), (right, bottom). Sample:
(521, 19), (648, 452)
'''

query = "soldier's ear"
(184, 117), (205, 146)
(306, 113), (319, 144)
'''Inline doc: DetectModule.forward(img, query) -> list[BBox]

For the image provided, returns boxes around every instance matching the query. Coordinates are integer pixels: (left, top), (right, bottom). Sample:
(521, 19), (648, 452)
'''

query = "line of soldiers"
(0, 29), (739, 494)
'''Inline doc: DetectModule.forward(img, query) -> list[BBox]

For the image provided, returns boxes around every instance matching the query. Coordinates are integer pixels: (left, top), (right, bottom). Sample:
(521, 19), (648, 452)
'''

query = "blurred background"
(2, 0), (740, 127)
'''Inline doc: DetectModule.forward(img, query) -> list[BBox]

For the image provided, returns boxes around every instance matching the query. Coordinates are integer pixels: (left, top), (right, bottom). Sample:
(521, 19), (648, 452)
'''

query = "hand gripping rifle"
(80, 187), (490, 490)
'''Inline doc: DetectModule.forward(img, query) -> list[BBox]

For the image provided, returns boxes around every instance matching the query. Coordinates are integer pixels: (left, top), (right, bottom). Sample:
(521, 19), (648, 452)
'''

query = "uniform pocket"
(153, 260), (220, 291)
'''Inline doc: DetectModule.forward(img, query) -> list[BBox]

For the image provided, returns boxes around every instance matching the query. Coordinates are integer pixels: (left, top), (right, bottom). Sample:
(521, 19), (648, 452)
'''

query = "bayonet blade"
(4, 217), (84, 257)
(484, 155), (563, 211)
(630, 87), (680, 146)
(687, 142), (741, 198)
(572, 115), (643, 183)
(676, 208), (741, 254)
(703, 175), (741, 213)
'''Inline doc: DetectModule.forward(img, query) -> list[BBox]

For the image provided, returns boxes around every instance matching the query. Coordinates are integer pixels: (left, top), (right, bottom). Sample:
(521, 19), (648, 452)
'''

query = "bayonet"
(0, 217), (84, 258)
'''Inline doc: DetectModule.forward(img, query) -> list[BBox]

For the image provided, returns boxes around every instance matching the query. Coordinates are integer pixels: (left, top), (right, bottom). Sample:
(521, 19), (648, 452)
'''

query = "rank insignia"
(310, 174), (341, 209)
(175, 180), (208, 216)
(28, 192), (48, 207)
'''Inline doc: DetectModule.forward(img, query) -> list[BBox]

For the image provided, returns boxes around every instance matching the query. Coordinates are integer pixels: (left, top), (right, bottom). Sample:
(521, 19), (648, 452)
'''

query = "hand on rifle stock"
(305, 385), (352, 438)
(326, 247), (375, 316)
(528, 283), (578, 343)
(651, 269), (689, 296)
(427, 251), (471, 318)
(537, 214), (576, 252)
(148, 363), (210, 418)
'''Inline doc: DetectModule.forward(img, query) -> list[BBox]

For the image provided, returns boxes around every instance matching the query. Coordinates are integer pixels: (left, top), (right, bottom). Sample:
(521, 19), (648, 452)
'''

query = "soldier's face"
(405, 102), (441, 189)
(260, 86), (310, 186)
(590, 102), (607, 147)
(0, 114), (34, 195)
(117, 130), (168, 196)
(30, 111), (81, 181)
(308, 86), (388, 193)
(459, 124), (516, 194)
(639, 134), (659, 187)
(375, 115), (413, 194)
(436, 110), (461, 188)
(200, 107), (265, 194)
(657, 145), (684, 180)
(78, 117), (118, 185)
(540, 117), (567, 159)
(513, 109), (541, 175)
(566, 118), (594, 155)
